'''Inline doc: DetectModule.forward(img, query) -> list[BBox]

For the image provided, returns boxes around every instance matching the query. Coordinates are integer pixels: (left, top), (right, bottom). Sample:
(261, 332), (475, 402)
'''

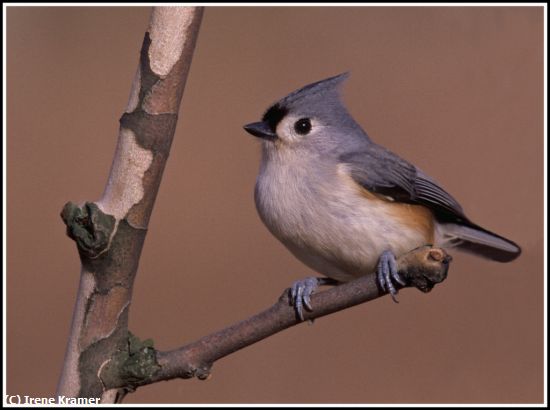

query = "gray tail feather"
(438, 223), (521, 263)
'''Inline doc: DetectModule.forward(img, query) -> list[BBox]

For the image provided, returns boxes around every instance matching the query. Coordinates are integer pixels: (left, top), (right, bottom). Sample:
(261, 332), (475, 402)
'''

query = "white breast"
(255, 149), (432, 282)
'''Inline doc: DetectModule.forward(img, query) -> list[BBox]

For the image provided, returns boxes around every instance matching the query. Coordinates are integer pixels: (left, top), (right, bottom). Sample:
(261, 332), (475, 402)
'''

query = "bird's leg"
(290, 277), (340, 321)
(376, 249), (406, 302)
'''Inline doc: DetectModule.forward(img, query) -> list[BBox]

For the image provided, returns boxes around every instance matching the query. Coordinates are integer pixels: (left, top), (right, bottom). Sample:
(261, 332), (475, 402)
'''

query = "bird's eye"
(294, 118), (312, 135)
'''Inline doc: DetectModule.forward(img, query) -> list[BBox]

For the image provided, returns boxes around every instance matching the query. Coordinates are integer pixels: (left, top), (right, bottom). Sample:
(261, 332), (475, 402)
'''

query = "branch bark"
(100, 245), (452, 391)
(57, 7), (204, 403)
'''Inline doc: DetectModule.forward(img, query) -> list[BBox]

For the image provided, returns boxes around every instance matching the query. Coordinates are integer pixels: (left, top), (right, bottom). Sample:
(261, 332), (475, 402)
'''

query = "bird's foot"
(290, 277), (338, 321)
(376, 250), (406, 302)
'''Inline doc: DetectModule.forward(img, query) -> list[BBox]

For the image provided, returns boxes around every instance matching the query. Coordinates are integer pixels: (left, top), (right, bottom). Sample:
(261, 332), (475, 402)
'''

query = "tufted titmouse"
(243, 73), (521, 320)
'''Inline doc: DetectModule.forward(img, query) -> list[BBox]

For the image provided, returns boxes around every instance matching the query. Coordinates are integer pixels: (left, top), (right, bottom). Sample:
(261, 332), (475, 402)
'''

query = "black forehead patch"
(262, 103), (288, 132)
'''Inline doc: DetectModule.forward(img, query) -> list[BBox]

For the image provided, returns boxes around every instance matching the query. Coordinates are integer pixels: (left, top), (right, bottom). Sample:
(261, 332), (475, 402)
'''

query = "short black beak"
(243, 121), (277, 140)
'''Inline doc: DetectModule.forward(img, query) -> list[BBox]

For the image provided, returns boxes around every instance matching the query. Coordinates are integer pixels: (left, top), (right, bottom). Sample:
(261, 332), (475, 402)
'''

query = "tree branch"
(101, 246), (452, 390)
(57, 7), (203, 403)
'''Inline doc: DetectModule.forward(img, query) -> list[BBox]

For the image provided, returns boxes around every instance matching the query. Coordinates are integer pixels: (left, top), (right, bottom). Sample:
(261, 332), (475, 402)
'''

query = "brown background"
(6, 6), (544, 404)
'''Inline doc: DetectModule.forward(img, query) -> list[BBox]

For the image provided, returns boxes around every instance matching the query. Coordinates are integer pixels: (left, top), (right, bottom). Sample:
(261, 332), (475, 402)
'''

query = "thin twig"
(104, 246), (451, 390)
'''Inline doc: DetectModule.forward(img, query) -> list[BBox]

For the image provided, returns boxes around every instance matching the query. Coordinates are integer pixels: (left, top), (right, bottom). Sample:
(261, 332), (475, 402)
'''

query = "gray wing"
(340, 145), (468, 223)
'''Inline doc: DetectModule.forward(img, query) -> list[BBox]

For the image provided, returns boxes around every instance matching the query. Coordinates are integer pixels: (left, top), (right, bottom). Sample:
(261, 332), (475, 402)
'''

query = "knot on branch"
(194, 365), (212, 381)
(60, 202), (115, 258)
(398, 246), (452, 292)
(100, 332), (161, 390)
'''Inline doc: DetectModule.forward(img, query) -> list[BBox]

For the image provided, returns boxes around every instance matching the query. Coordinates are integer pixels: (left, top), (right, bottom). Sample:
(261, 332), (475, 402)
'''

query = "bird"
(243, 73), (521, 320)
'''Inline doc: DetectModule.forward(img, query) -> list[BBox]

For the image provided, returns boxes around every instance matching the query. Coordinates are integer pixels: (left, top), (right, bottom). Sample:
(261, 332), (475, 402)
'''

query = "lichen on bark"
(60, 202), (116, 258)
(99, 332), (161, 390)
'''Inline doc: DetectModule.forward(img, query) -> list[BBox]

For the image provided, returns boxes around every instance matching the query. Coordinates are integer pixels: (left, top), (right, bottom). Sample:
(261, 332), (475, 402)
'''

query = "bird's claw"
(376, 250), (405, 302)
(290, 277), (320, 321)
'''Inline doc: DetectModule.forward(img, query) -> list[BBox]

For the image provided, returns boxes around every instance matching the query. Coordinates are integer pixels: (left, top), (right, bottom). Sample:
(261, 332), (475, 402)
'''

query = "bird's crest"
(261, 72), (350, 132)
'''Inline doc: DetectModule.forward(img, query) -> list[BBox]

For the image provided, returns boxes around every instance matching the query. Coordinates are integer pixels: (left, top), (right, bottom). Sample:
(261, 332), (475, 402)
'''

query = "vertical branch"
(57, 7), (203, 402)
